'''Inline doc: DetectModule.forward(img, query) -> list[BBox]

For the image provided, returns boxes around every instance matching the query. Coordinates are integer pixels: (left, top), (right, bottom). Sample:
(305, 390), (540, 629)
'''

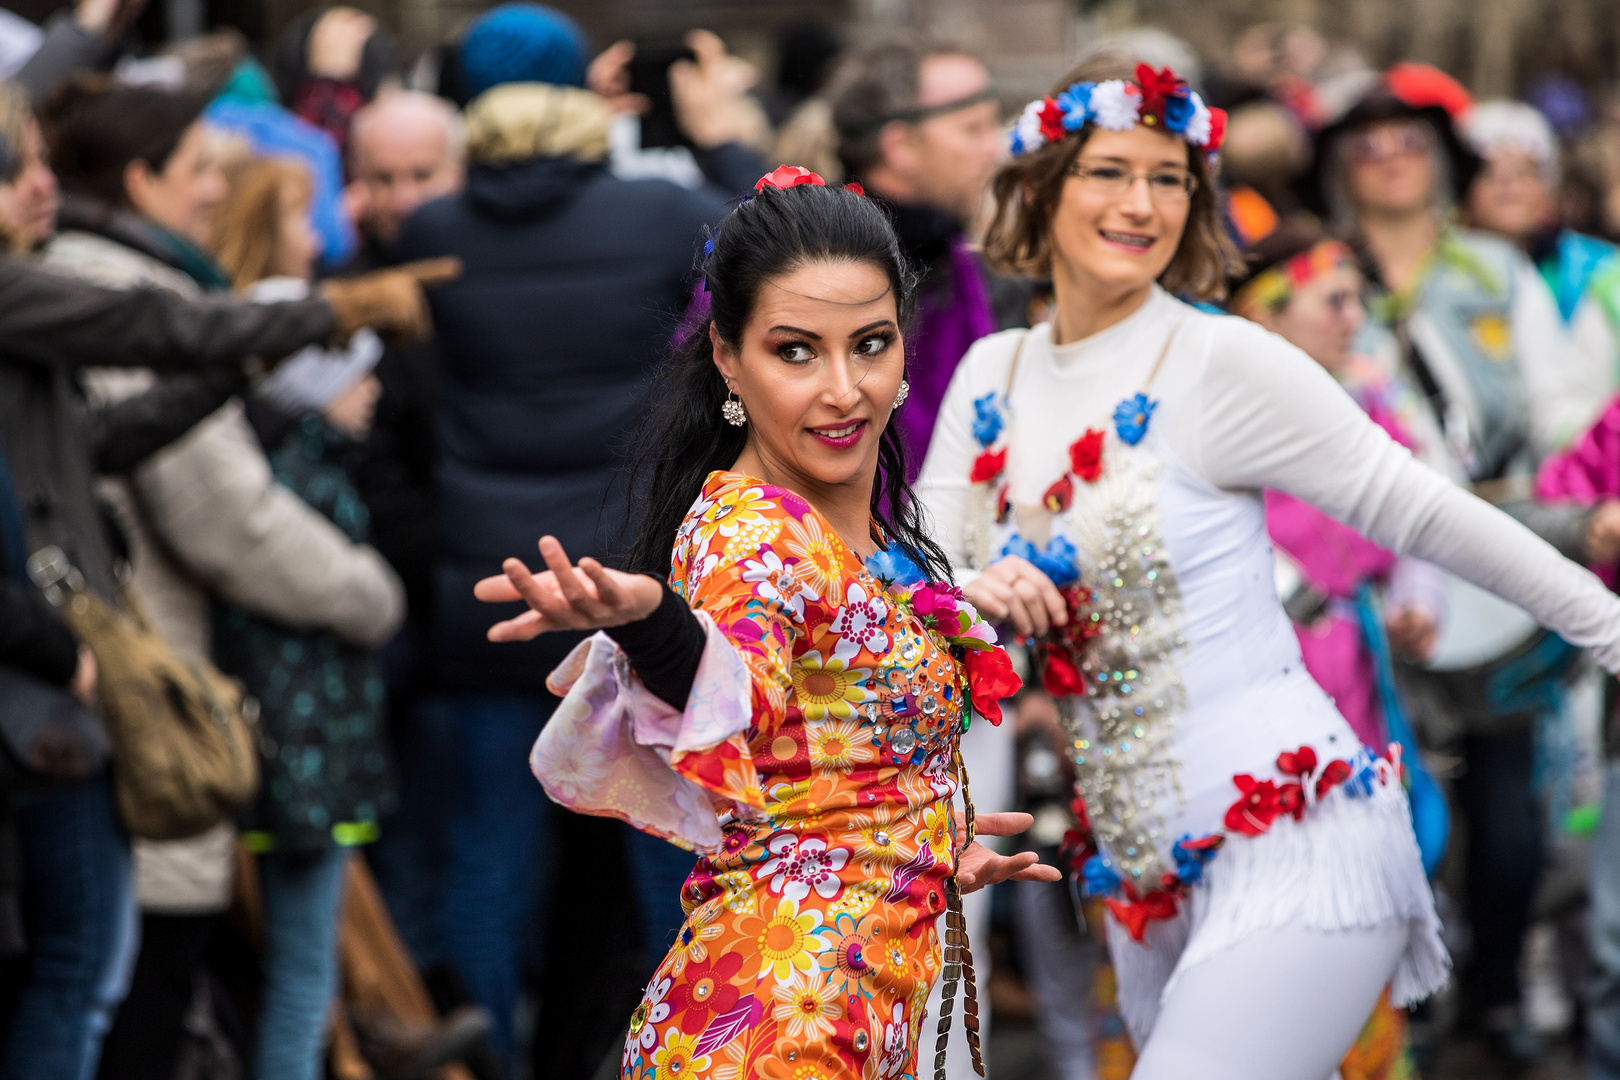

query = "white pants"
(1128, 921), (1407, 1080)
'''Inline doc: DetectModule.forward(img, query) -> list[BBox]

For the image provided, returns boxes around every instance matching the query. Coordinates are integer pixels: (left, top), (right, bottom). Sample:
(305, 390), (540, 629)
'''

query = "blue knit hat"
(459, 4), (589, 99)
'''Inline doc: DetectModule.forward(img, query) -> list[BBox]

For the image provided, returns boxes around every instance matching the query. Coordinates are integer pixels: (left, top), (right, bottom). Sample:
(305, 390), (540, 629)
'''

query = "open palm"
(475, 536), (663, 642)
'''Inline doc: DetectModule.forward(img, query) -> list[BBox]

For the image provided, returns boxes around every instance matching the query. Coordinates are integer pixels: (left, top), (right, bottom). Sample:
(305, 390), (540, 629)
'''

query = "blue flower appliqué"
(1170, 836), (1218, 886)
(971, 391), (1004, 447)
(1342, 748), (1379, 799)
(866, 545), (927, 587)
(1113, 392), (1158, 445)
(1081, 855), (1122, 897)
(1000, 534), (1080, 587)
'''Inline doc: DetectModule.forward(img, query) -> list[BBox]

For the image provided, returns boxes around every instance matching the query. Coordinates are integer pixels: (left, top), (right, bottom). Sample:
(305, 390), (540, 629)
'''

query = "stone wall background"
(11, 0), (1620, 104)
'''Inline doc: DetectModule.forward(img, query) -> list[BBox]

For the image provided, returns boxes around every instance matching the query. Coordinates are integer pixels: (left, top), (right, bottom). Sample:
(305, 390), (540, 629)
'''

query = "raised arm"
(1190, 320), (1620, 669)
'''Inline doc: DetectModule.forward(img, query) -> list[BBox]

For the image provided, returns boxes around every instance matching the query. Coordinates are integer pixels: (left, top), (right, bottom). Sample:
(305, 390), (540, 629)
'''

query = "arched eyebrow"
(1078, 153), (1188, 170)
(848, 319), (897, 338)
(766, 318), (899, 341)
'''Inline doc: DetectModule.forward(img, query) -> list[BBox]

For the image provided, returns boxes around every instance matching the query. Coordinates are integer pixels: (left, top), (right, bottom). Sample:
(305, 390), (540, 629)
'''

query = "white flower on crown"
(1012, 99), (1047, 154)
(1089, 80), (1141, 131)
(1183, 94), (1213, 147)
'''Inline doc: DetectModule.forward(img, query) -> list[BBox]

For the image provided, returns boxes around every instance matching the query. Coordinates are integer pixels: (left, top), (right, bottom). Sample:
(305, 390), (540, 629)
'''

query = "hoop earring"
(894, 379), (910, 408)
(722, 390), (748, 427)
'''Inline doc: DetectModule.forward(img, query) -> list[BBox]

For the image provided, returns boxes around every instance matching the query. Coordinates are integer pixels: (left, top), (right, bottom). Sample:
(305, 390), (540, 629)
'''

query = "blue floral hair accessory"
(1009, 63), (1228, 159)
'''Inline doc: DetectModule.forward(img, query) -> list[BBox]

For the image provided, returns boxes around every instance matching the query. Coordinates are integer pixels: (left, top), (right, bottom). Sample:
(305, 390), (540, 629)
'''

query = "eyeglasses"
(1344, 124), (1432, 164)
(1066, 161), (1199, 201)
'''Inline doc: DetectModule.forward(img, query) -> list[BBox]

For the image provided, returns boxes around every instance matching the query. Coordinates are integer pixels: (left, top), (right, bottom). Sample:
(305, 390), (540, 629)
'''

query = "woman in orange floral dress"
(475, 168), (1055, 1080)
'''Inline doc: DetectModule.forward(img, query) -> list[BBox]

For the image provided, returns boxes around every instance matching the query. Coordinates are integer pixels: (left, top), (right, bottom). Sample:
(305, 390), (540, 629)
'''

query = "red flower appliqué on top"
(970, 447), (1008, 484)
(1069, 428), (1106, 483)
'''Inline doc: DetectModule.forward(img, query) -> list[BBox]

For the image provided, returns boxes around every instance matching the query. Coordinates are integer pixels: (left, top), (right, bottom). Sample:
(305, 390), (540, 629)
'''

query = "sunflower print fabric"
(621, 471), (971, 1080)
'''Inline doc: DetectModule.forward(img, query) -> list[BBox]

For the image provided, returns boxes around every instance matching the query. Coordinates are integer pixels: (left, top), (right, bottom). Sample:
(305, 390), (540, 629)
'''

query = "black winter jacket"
(395, 151), (749, 691)
(0, 255), (336, 598)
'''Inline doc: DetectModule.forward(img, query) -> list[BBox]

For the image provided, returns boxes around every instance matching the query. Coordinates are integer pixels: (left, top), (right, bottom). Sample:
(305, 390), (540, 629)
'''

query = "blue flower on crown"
(1162, 91), (1196, 134)
(1000, 534), (1080, 587)
(972, 391), (1004, 447)
(1081, 855), (1122, 897)
(866, 545), (927, 587)
(1056, 82), (1096, 131)
(702, 236), (715, 257)
(1113, 393), (1158, 445)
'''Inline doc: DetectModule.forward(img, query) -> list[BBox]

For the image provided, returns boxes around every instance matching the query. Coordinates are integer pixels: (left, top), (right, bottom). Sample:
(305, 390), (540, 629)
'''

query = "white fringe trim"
(1107, 779), (1450, 1045)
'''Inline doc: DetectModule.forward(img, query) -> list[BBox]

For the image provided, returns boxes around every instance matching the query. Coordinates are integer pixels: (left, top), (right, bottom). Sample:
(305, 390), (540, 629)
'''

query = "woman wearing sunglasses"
(917, 58), (1620, 1077)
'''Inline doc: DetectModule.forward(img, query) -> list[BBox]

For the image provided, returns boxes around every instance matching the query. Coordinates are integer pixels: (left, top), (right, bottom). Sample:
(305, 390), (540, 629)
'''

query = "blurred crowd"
(5, 2), (1620, 1079)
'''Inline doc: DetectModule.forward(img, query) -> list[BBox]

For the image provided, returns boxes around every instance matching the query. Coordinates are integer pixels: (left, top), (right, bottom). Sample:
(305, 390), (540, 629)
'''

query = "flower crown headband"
(1010, 63), (1227, 158)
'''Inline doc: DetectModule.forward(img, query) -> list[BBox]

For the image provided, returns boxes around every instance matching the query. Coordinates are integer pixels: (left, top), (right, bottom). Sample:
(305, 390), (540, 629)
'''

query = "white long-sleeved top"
(918, 285), (1620, 879)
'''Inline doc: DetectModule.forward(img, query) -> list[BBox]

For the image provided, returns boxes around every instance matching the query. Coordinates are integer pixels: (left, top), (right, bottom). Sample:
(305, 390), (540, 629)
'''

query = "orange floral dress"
(619, 472), (982, 1080)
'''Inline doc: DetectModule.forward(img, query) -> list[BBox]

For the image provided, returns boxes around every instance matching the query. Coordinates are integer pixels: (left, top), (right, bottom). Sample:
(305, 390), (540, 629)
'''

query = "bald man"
(346, 90), (464, 257)
(338, 91), (467, 986)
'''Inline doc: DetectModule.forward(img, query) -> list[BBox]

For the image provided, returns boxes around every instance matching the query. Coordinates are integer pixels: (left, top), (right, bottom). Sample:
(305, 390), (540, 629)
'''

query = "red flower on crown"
(756, 165), (826, 192)
(1037, 98), (1067, 143)
(843, 181), (866, 197)
(1206, 107), (1228, 152)
(1134, 63), (1188, 124)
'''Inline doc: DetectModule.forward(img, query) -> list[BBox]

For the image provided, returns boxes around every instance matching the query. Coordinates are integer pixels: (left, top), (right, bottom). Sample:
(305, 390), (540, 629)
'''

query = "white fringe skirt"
(1103, 776), (1450, 1046)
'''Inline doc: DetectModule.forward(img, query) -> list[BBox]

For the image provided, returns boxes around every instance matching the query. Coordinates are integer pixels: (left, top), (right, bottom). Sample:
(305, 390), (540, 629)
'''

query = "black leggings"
(1455, 729), (1545, 1014)
(97, 913), (216, 1080)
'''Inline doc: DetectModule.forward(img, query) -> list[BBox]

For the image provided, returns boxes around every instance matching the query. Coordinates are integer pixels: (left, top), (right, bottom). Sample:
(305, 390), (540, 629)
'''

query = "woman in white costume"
(921, 58), (1620, 1078)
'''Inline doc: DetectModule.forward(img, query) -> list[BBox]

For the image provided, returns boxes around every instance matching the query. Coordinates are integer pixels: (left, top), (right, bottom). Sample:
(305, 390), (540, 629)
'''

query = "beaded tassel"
(935, 744), (985, 1080)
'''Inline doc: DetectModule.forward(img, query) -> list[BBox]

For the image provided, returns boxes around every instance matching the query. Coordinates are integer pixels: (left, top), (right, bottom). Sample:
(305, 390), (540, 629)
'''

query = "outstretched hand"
(955, 811), (1063, 893)
(475, 536), (663, 642)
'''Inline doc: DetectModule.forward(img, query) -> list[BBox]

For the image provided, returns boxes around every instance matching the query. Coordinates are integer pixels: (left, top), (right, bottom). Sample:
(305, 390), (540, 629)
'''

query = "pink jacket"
(1536, 394), (1620, 587)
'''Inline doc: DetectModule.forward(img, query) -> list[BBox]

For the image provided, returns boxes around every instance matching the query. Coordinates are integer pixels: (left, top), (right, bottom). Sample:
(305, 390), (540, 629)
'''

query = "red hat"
(1386, 63), (1474, 119)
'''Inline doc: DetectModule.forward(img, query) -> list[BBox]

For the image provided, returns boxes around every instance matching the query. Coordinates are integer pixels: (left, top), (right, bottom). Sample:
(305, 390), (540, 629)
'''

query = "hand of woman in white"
(956, 811), (1063, 893)
(475, 536), (664, 642)
(961, 555), (1068, 638)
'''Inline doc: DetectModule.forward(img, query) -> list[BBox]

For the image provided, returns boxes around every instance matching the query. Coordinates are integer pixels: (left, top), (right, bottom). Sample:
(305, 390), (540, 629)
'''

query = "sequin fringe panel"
(1062, 435), (1188, 888)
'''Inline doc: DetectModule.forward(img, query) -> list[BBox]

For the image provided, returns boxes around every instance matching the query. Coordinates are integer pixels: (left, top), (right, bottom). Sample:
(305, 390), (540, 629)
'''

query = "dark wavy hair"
(621, 180), (953, 584)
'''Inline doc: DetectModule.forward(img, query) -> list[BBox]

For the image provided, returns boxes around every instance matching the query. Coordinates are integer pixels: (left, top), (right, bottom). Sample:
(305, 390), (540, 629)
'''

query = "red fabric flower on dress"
(1043, 474), (1074, 513)
(1105, 887), (1180, 942)
(966, 646), (1021, 725)
(1277, 782), (1305, 822)
(1276, 746), (1317, 777)
(1315, 758), (1353, 800)
(1037, 98), (1067, 143)
(756, 165), (826, 192)
(669, 951), (746, 1033)
(995, 483), (1013, 523)
(1223, 774), (1281, 836)
(1069, 428), (1106, 482)
(970, 447), (1008, 483)
(1039, 643), (1084, 697)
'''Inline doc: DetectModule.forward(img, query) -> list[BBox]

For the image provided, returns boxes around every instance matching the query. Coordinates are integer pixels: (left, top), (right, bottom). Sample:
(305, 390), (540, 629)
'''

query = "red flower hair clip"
(755, 165), (826, 192)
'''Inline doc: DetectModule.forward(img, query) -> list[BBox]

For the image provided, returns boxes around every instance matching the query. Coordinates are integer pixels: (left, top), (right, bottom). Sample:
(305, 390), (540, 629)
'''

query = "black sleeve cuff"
(605, 579), (706, 711)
